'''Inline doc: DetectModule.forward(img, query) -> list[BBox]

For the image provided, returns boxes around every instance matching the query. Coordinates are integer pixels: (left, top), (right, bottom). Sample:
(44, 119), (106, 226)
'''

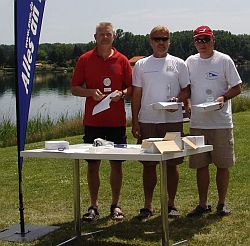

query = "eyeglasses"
(152, 37), (169, 42)
(194, 37), (211, 44)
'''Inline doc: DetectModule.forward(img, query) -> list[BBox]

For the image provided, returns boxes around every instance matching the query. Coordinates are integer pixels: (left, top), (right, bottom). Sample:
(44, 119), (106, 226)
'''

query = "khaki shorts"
(139, 122), (184, 166)
(189, 128), (235, 169)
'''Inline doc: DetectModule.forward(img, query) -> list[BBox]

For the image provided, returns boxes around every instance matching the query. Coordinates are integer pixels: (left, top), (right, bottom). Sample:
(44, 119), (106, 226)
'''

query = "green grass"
(0, 111), (250, 245)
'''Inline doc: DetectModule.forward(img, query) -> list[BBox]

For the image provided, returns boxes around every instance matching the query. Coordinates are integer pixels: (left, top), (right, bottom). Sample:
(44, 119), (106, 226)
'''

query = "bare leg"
(110, 161), (123, 205)
(143, 162), (157, 210)
(197, 166), (210, 208)
(216, 167), (229, 205)
(167, 165), (179, 207)
(87, 160), (101, 207)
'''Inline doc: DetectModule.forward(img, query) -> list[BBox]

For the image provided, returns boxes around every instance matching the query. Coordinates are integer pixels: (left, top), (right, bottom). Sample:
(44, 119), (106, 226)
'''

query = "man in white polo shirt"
(132, 25), (190, 219)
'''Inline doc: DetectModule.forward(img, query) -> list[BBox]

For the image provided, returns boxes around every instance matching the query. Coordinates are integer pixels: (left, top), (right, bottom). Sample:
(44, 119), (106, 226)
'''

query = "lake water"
(0, 66), (250, 124)
(0, 72), (132, 123)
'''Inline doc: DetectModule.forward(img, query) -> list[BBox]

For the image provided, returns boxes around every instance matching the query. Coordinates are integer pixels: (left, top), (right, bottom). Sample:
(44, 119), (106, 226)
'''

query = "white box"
(183, 136), (204, 149)
(193, 102), (220, 112)
(45, 141), (69, 150)
(151, 102), (181, 110)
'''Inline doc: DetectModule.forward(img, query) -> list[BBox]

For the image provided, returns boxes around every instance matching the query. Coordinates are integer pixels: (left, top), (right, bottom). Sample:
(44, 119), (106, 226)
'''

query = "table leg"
(57, 159), (103, 245)
(160, 160), (169, 246)
(73, 159), (81, 238)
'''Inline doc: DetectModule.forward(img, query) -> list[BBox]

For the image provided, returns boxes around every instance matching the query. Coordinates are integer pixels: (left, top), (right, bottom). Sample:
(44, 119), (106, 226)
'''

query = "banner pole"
(14, 0), (26, 236)
(18, 163), (25, 235)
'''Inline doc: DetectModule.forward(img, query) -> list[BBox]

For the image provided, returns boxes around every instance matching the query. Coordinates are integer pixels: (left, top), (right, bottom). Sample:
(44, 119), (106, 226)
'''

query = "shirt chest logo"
(205, 71), (219, 80)
(166, 65), (175, 72)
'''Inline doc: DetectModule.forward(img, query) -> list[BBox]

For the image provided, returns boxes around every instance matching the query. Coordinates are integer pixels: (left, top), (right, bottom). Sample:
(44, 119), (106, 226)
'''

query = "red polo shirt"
(71, 48), (132, 127)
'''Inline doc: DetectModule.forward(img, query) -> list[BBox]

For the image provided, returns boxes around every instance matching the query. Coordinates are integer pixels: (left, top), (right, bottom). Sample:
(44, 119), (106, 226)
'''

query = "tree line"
(0, 29), (249, 69)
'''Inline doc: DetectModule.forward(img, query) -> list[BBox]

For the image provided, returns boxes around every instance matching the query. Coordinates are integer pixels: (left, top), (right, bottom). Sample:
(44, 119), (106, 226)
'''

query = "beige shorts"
(189, 128), (235, 169)
(138, 122), (184, 165)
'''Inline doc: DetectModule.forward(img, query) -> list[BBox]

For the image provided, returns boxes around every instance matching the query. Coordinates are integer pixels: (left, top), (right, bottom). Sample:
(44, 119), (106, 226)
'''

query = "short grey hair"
(95, 22), (115, 34)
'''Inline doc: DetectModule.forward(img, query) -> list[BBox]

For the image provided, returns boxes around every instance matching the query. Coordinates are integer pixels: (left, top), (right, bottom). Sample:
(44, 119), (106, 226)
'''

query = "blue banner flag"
(16, 0), (45, 171)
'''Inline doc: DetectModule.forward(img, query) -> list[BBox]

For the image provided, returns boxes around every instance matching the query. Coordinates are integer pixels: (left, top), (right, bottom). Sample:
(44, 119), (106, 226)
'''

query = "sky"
(0, 0), (250, 45)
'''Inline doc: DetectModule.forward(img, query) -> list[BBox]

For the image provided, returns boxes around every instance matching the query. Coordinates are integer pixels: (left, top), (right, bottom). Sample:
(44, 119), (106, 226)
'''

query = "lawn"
(0, 111), (249, 246)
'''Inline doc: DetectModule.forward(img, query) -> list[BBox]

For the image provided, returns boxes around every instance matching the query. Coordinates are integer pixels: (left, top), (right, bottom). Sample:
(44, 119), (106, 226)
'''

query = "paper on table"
(41, 148), (90, 153)
(92, 91), (119, 115)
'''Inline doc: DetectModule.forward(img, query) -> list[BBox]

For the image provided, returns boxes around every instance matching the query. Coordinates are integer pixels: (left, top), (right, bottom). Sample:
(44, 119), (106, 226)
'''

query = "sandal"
(110, 204), (124, 221)
(216, 204), (231, 216)
(168, 206), (180, 218)
(136, 208), (153, 220)
(82, 206), (100, 222)
(187, 205), (212, 217)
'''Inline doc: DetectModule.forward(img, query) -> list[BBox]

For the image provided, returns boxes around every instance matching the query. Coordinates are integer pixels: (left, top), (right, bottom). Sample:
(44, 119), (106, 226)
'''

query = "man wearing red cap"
(185, 25), (242, 217)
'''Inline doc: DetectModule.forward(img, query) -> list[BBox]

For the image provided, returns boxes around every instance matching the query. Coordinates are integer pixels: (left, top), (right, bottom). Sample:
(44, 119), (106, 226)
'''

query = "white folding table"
(21, 143), (213, 246)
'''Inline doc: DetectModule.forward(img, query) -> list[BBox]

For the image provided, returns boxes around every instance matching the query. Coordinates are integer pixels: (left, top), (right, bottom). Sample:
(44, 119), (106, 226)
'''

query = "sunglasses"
(194, 37), (211, 44)
(152, 37), (169, 42)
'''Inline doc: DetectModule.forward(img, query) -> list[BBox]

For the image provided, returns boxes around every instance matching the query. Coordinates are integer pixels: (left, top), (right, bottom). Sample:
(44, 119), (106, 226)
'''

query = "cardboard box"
(142, 132), (182, 153)
(151, 102), (181, 110)
(193, 101), (220, 112)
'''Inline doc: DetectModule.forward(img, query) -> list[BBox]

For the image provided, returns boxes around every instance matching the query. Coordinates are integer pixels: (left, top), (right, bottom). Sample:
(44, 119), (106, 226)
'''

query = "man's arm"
(71, 85), (105, 101)
(131, 86), (142, 139)
(110, 86), (132, 102)
(123, 86), (132, 98)
(216, 84), (242, 105)
(167, 85), (191, 113)
(177, 85), (191, 102)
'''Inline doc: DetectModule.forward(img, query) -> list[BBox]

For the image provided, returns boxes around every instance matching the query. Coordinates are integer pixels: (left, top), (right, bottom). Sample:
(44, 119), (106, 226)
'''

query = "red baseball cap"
(193, 25), (214, 38)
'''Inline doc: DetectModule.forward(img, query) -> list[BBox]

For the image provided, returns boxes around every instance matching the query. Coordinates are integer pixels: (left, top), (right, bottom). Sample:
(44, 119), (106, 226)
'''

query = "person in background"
(132, 25), (190, 219)
(185, 25), (242, 217)
(70, 22), (132, 221)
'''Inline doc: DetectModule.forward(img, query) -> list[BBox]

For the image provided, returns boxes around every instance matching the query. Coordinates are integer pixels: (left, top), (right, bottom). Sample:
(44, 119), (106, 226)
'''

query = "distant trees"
(36, 42), (95, 67)
(168, 31), (196, 60)
(214, 31), (250, 61)
(0, 45), (14, 67)
(113, 29), (152, 58)
(0, 30), (249, 68)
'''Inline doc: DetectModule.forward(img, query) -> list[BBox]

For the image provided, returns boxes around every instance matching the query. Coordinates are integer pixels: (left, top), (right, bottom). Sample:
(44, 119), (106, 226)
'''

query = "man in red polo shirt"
(70, 22), (132, 221)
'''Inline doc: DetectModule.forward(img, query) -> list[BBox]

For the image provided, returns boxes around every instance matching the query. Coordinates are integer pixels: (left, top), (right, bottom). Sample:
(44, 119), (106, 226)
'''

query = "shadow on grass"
(168, 213), (222, 243)
(34, 213), (223, 246)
